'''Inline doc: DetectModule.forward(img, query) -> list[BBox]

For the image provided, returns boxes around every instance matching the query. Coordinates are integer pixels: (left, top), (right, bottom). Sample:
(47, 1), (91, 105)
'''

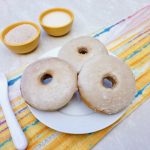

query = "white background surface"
(0, 0), (150, 150)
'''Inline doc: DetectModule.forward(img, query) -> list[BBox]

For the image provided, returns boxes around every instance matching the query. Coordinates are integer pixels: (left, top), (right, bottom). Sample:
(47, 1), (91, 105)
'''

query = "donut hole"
(102, 75), (117, 89)
(78, 47), (88, 54)
(41, 74), (53, 85)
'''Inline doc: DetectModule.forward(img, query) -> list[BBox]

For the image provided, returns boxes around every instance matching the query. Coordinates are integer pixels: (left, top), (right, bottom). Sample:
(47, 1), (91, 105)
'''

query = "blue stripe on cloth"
(8, 75), (21, 86)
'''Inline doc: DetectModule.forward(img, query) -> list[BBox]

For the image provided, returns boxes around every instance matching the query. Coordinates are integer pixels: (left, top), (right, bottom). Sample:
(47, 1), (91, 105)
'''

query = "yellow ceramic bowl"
(1, 21), (40, 54)
(39, 8), (74, 36)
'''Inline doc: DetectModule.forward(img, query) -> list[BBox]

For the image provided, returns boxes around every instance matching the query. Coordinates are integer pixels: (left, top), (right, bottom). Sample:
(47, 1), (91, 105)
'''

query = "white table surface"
(0, 0), (150, 150)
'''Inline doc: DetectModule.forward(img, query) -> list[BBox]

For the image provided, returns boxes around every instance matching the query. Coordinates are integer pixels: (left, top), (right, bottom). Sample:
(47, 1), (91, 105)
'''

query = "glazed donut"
(58, 36), (108, 73)
(21, 58), (77, 111)
(78, 55), (136, 114)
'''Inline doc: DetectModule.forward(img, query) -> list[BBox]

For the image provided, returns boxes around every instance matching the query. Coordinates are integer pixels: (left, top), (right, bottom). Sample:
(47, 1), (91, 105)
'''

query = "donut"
(58, 36), (108, 73)
(20, 58), (77, 111)
(78, 55), (136, 114)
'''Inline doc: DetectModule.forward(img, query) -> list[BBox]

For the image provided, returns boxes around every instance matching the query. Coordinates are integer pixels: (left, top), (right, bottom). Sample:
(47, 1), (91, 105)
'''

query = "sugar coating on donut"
(20, 58), (77, 111)
(58, 36), (108, 73)
(78, 55), (136, 114)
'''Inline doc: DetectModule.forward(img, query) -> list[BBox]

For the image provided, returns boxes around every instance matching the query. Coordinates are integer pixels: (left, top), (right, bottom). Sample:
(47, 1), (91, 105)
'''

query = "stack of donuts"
(21, 36), (136, 115)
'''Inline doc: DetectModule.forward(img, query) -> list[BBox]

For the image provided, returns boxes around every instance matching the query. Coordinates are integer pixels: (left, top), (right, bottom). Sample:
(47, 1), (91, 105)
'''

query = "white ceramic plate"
(29, 48), (126, 134)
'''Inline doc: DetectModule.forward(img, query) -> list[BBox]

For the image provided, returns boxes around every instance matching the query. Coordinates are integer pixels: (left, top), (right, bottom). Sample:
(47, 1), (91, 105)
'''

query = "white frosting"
(78, 55), (136, 114)
(59, 36), (108, 73)
(21, 58), (77, 111)
(43, 11), (71, 27)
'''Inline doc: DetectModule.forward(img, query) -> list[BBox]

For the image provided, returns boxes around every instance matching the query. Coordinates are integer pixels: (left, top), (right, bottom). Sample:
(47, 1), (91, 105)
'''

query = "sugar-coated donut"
(58, 36), (108, 73)
(21, 58), (77, 111)
(78, 55), (136, 114)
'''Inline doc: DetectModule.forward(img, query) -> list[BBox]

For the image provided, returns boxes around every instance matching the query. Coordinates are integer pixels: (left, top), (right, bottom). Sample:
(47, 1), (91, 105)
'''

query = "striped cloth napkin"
(0, 5), (150, 150)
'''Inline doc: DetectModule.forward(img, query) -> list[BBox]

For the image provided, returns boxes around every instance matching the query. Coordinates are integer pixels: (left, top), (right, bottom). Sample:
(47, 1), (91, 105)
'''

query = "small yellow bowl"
(1, 21), (40, 54)
(39, 8), (74, 36)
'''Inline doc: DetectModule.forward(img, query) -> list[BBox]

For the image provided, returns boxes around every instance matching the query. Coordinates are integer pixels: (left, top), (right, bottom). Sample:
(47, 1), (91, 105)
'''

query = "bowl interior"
(1, 21), (40, 46)
(39, 8), (74, 28)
